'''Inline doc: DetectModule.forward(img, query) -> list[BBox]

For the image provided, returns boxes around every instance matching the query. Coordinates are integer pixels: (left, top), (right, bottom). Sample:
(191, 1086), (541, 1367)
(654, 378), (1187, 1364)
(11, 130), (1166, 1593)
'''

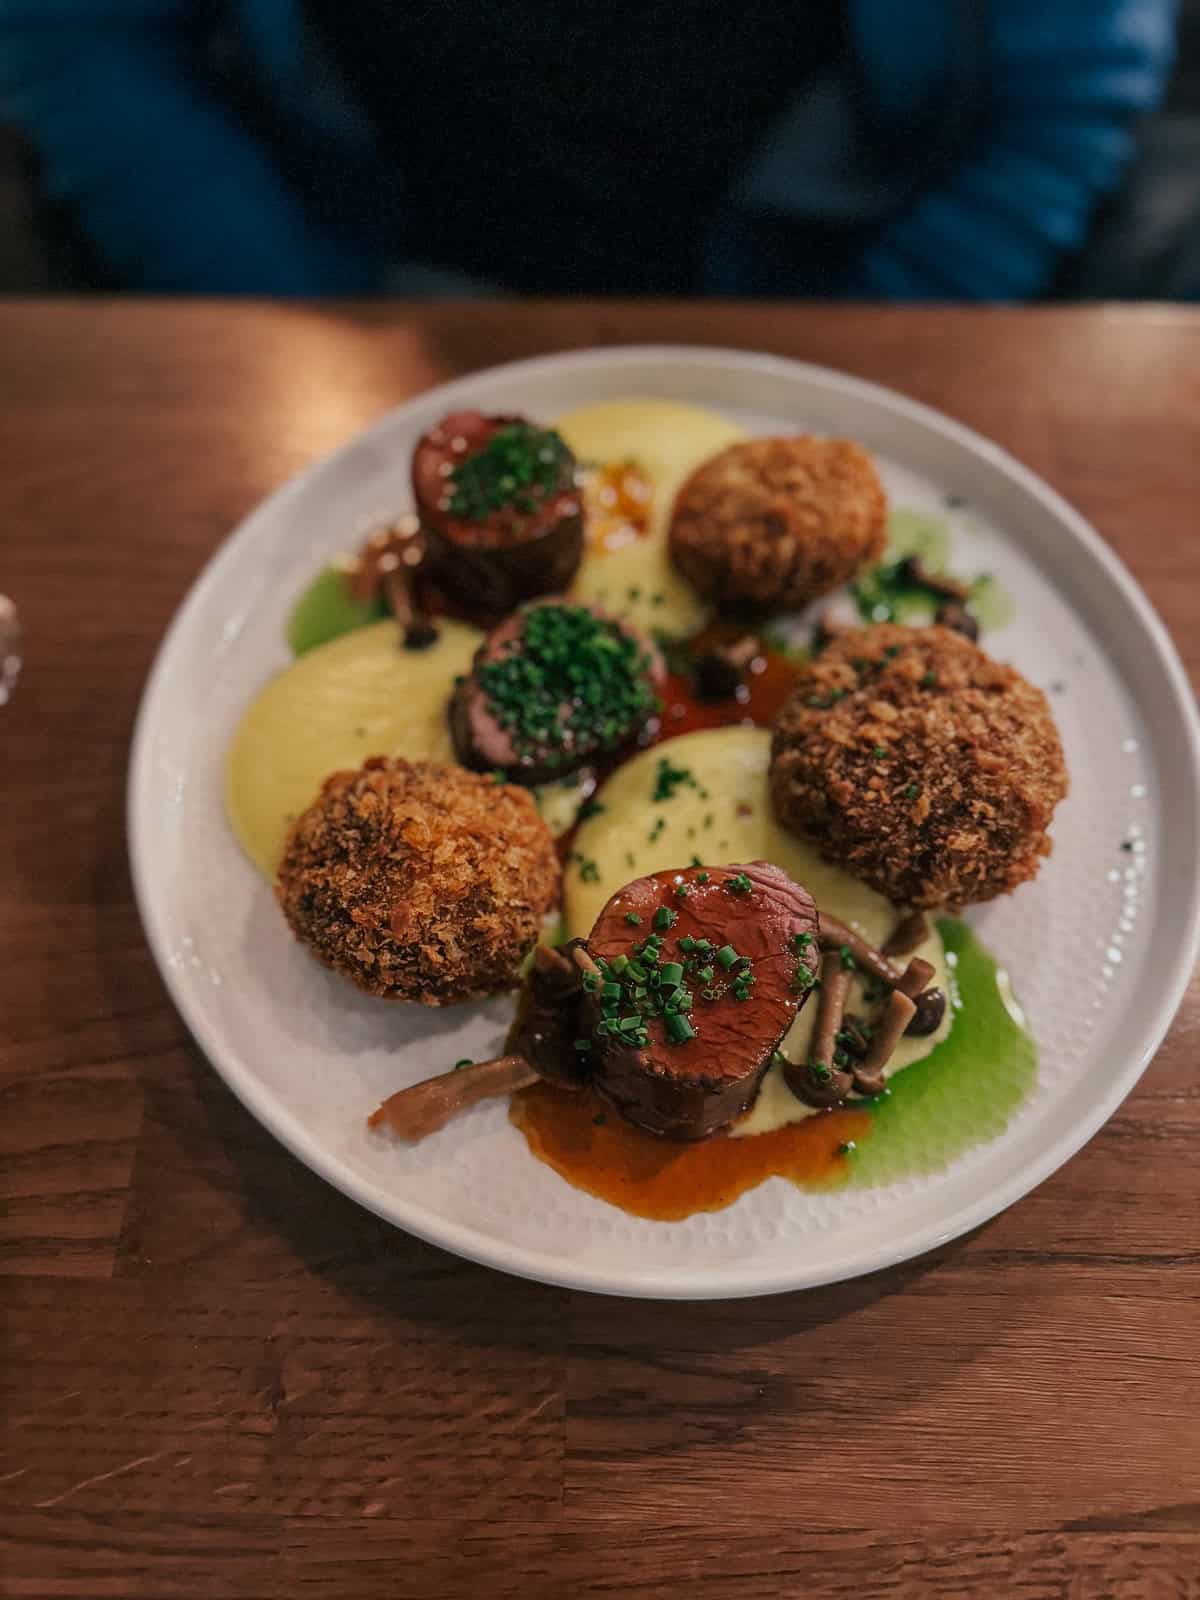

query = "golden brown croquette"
(770, 624), (1068, 908)
(669, 436), (887, 615)
(277, 757), (560, 1003)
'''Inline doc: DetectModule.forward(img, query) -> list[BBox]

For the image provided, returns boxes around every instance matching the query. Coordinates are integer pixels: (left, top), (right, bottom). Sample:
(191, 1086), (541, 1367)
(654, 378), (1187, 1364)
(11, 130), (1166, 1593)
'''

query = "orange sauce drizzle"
(511, 1084), (868, 1220)
(654, 622), (804, 742)
(580, 460), (654, 552)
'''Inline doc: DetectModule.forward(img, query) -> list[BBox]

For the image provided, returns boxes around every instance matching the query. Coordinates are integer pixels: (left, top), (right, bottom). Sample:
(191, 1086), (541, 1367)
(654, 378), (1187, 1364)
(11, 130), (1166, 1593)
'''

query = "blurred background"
(1, 0), (1198, 303)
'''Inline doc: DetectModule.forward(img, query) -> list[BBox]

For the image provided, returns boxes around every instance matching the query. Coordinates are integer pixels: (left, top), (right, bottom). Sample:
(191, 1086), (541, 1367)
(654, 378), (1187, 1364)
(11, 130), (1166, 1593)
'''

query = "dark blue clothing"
(0, 0), (1179, 299)
(303, 0), (843, 294)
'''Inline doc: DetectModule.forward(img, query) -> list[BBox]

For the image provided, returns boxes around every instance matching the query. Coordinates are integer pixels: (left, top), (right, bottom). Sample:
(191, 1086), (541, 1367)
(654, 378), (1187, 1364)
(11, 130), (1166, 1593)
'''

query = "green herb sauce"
(286, 566), (386, 656)
(845, 917), (1036, 1185)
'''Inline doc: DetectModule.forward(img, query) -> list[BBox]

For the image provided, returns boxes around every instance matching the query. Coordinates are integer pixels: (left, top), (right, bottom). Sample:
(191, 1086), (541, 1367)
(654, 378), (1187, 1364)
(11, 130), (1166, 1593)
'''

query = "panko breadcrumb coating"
(277, 757), (560, 1003)
(669, 436), (887, 615)
(770, 624), (1068, 908)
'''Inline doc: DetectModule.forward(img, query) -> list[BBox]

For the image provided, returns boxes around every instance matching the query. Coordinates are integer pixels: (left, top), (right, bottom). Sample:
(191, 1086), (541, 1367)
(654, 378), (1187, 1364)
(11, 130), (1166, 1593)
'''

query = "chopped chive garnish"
(447, 421), (571, 518)
(653, 907), (677, 930)
(624, 911), (641, 925)
(652, 755), (698, 802)
(665, 1013), (696, 1043)
(476, 604), (657, 774)
(716, 945), (738, 970)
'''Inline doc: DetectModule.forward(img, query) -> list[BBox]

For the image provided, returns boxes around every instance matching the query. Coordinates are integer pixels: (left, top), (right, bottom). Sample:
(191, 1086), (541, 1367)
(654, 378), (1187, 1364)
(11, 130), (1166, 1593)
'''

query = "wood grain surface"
(2, 300), (1198, 1599)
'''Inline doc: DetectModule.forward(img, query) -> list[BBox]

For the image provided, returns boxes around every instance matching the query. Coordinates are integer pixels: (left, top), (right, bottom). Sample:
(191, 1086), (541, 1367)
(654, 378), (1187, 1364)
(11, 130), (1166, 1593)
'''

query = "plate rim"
(128, 343), (1200, 1299)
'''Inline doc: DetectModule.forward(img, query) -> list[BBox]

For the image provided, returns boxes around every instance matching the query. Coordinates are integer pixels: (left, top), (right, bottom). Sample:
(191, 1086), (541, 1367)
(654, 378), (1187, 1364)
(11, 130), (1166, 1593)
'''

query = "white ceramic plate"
(129, 346), (1200, 1299)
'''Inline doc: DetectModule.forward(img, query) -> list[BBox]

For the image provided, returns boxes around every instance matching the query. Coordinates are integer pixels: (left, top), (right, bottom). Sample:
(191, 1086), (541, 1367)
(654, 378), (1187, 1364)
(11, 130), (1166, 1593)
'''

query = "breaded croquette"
(669, 436), (887, 615)
(770, 624), (1068, 907)
(277, 757), (560, 1003)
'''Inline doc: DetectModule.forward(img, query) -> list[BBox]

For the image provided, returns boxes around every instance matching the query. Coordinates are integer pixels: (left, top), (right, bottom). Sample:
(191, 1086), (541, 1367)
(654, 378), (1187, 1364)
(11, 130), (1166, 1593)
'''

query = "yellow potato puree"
(225, 618), (480, 877)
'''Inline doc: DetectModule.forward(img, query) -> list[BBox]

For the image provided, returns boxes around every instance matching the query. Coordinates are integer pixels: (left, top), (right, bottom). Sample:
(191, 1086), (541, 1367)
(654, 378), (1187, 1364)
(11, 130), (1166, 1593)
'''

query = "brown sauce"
(655, 626), (804, 742)
(510, 1082), (868, 1221)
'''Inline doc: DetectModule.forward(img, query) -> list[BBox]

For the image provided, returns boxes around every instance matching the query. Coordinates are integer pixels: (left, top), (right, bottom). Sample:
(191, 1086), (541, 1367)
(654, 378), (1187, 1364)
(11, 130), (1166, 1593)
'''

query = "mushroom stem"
(784, 951), (855, 1108)
(852, 989), (917, 1096)
(838, 1014), (872, 1059)
(818, 913), (903, 988)
(349, 519), (417, 603)
(384, 565), (439, 651)
(896, 956), (936, 998)
(897, 555), (970, 602)
(935, 600), (979, 642)
(882, 910), (930, 959)
(819, 916), (940, 1005)
(810, 951), (851, 1069)
(348, 519), (439, 649)
(369, 1054), (537, 1142)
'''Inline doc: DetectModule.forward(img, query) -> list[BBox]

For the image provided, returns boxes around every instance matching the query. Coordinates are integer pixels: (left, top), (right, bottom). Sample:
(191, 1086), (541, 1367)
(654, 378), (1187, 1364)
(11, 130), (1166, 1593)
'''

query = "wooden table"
(3, 301), (1198, 1599)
